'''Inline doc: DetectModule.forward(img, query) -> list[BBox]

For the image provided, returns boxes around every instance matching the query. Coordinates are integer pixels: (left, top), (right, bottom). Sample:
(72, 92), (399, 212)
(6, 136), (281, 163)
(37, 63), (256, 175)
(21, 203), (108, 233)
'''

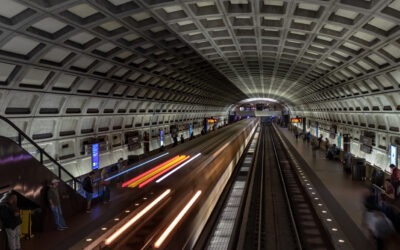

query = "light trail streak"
(156, 153), (202, 183)
(138, 156), (190, 188)
(104, 189), (171, 246)
(128, 156), (187, 188)
(105, 152), (169, 181)
(121, 156), (180, 188)
(154, 190), (202, 248)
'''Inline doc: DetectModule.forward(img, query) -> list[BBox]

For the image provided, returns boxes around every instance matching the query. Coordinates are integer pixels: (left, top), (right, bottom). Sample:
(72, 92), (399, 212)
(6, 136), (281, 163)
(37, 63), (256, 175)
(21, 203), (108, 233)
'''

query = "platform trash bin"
(351, 158), (366, 181)
(20, 209), (33, 239)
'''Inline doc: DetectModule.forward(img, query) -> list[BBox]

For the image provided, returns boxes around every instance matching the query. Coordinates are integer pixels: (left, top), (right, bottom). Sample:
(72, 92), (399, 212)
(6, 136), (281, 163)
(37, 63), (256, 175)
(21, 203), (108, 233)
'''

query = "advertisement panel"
(390, 144), (398, 167)
(290, 118), (302, 123)
(91, 143), (100, 170)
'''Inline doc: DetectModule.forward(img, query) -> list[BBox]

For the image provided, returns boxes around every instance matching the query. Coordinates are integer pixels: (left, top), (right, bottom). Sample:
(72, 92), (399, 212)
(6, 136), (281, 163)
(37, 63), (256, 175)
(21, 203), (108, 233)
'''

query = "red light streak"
(138, 156), (190, 188)
(121, 156), (180, 188)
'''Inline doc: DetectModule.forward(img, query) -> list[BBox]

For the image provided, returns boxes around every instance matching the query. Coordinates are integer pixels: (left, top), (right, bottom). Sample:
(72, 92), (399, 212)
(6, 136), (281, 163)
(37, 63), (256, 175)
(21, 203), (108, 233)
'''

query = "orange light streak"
(138, 155), (190, 188)
(121, 156), (180, 188)
(128, 155), (186, 188)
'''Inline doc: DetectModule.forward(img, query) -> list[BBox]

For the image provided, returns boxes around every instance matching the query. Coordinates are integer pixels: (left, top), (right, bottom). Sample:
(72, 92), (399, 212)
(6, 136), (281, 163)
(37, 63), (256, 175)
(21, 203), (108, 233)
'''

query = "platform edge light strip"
(154, 190), (202, 248)
(156, 153), (202, 183)
(105, 152), (169, 181)
(104, 189), (171, 245)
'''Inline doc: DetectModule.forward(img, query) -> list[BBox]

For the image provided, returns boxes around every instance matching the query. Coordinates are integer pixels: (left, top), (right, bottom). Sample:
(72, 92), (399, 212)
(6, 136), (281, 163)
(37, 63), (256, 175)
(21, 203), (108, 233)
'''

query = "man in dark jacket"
(48, 179), (68, 230)
(389, 164), (400, 198)
(0, 193), (21, 250)
(83, 171), (95, 213)
(318, 135), (323, 148)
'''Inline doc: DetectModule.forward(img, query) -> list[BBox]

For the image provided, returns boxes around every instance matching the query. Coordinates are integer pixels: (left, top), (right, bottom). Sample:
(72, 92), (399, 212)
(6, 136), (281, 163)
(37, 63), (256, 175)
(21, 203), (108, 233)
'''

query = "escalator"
(0, 115), (85, 231)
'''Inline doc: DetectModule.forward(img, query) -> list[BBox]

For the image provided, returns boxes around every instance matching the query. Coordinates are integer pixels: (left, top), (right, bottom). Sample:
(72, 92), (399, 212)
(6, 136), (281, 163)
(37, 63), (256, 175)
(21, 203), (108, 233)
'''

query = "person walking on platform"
(364, 206), (395, 250)
(83, 171), (95, 213)
(0, 193), (21, 250)
(48, 179), (68, 231)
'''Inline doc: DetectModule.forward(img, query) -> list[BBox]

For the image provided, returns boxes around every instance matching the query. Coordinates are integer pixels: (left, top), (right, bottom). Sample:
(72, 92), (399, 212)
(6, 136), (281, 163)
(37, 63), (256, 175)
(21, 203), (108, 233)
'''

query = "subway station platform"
(14, 123), (398, 250)
(277, 126), (397, 250)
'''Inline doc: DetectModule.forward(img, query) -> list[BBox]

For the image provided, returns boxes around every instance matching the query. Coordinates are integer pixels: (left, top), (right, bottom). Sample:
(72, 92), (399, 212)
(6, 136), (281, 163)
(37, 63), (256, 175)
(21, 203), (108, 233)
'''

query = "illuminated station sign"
(92, 143), (100, 170)
(290, 118), (302, 123)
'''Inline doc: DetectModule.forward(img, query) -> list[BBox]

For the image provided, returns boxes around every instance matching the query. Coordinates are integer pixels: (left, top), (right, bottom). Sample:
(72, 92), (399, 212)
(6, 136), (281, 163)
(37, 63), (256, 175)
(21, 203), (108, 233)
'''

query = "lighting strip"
(156, 153), (202, 183)
(154, 190), (202, 248)
(105, 152), (169, 181)
(121, 156), (180, 188)
(104, 189), (171, 246)
(138, 155), (190, 188)
(128, 156), (187, 188)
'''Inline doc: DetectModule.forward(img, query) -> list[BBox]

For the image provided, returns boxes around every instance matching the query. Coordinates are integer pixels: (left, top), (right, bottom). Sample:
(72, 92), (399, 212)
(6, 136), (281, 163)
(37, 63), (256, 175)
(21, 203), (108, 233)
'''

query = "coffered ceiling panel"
(0, 0), (400, 108)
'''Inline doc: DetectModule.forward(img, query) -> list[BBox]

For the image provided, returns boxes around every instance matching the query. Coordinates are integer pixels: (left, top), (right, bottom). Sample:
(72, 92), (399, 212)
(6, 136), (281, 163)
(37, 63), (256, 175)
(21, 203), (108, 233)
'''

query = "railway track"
(78, 119), (258, 250)
(238, 124), (335, 250)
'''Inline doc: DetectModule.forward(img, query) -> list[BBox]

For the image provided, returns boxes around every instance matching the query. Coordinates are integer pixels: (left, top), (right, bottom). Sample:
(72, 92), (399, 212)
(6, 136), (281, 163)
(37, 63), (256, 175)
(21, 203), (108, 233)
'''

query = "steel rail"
(269, 126), (303, 250)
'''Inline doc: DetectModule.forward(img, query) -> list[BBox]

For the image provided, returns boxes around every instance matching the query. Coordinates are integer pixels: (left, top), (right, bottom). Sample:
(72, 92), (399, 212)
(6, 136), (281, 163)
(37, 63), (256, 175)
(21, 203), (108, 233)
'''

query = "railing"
(0, 115), (81, 191)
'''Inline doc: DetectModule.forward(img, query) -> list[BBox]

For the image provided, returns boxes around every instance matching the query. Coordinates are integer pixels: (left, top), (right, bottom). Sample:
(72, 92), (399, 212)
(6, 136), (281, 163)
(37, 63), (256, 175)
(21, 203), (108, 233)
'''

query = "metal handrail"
(0, 115), (80, 189)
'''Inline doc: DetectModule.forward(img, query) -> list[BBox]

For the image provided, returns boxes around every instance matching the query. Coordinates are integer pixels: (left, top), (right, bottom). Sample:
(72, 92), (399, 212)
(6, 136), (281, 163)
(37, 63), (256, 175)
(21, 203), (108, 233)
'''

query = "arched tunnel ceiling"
(0, 0), (248, 109)
(0, 0), (399, 107)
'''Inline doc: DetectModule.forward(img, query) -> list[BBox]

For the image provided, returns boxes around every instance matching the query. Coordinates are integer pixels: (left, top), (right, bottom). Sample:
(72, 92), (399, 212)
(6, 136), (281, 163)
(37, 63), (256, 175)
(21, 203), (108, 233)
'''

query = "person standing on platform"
(143, 132), (150, 154)
(383, 179), (395, 200)
(101, 168), (111, 204)
(311, 138), (318, 150)
(0, 193), (21, 250)
(180, 134), (184, 144)
(343, 152), (352, 165)
(318, 135), (323, 148)
(389, 164), (400, 197)
(83, 171), (95, 213)
(306, 132), (311, 143)
(116, 158), (124, 184)
(325, 138), (329, 152)
(48, 179), (68, 231)
(172, 127), (178, 146)
(118, 157), (124, 169)
(112, 158), (122, 173)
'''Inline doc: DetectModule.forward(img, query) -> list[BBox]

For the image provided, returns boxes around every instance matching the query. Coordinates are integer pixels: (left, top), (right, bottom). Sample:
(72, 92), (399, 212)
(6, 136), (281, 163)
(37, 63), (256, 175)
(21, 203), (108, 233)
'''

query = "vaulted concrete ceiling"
(0, 0), (399, 107)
